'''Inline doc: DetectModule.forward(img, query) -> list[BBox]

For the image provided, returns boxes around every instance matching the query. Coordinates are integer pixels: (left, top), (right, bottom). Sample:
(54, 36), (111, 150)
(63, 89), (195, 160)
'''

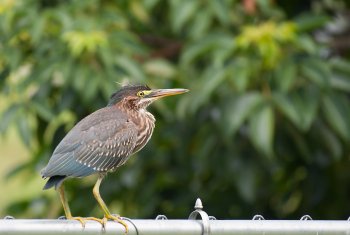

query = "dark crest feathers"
(108, 84), (150, 106)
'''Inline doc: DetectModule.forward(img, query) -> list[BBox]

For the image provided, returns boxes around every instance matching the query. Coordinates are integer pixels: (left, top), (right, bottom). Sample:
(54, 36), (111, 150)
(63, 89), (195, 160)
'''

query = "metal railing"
(1, 198), (350, 235)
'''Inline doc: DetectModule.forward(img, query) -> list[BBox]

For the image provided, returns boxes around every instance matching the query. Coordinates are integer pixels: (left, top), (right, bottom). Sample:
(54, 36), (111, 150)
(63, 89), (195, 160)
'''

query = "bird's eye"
(137, 91), (145, 97)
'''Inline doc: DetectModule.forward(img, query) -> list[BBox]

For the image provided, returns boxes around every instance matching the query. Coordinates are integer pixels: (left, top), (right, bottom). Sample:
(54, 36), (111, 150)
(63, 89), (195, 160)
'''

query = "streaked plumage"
(40, 84), (188, 232)
(41, 85), (155, 188)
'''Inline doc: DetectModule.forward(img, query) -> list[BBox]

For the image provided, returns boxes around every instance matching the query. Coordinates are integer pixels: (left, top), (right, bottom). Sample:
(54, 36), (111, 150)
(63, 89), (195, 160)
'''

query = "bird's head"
(108, 84), (188, 110)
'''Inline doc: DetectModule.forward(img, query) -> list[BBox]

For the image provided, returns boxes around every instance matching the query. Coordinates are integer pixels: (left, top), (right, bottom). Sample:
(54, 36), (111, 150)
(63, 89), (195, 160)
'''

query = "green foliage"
(1, 0), (350, 220)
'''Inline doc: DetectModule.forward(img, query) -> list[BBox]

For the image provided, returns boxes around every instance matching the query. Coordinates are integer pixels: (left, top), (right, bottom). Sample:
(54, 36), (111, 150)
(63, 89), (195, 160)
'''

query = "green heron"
(41, 85), (188, 232)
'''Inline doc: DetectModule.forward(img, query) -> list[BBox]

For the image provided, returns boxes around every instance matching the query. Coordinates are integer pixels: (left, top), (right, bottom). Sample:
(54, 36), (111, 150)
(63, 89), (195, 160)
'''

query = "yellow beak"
(147, 88), (189, 99)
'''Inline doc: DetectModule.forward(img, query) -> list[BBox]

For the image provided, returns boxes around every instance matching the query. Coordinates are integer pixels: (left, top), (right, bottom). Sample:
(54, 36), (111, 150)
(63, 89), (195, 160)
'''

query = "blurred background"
(0, 0), (350, 220)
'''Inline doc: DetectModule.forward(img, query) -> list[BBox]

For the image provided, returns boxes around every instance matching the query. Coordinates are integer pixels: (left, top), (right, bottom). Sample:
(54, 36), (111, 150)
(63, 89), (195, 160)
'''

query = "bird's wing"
(42, 107), (138, 178)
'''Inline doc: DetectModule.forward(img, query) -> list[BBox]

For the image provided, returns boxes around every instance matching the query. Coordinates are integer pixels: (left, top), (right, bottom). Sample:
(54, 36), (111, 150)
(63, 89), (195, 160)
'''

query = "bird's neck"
(116, 102), (155, 134)
(135, 108), (155, 123)
(127, 107), (156, 153)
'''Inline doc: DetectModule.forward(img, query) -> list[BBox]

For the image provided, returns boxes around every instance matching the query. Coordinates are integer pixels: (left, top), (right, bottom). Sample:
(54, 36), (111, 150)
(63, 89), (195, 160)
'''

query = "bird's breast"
(127, 109), (155, 153)
(129, 109), (155, 153)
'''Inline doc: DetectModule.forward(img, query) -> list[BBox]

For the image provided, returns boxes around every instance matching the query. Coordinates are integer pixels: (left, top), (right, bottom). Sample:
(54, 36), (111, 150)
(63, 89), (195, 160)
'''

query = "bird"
(41, 84), (188, 232)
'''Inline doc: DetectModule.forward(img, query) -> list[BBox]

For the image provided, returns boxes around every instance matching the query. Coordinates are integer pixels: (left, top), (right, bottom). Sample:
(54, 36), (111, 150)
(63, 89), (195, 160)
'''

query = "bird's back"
(41, 105), (140, 189)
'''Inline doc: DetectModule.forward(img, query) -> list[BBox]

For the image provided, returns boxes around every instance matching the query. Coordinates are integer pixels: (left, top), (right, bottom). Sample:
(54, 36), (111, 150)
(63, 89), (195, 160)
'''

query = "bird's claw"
(104, 214), (128, 234)
(68, 216), (87, 228)
(66, 216), (105, 229)
(64, 213), (128, 233)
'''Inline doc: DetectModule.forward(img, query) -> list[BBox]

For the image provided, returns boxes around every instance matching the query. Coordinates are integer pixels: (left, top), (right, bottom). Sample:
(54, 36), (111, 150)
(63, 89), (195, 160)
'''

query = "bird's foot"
(103, 214), (128, 234)
(66, 216), (104, 228)
(84, 217), (105, 225)
(66, 216), (87, 228)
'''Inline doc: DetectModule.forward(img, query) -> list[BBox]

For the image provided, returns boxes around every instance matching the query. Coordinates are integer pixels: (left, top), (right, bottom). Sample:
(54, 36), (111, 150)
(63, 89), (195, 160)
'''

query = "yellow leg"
(58, 184), (104, 227)
(93, 175), (128, 234)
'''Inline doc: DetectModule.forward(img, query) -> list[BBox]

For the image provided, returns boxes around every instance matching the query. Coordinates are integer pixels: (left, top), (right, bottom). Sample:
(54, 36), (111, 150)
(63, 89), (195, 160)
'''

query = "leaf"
(84, 75), (100, 102)
(176, 93), (190, 119)
(223, 92), (263, 135)
(0, 105), (20, 133)
(181, 34), (233, 66)
(322, 94), (350, 141)
(235, 164), (256, 203)
(110, 31), (145, 55)
(295, 14), (329, 32)
(273, 93), (300, 128)
(274, 60), (297, 92)
(190, 66), (226, 112)
(5, 161), (31, 179)
(16, 114), (31, 147)
(249, 104), (274, 157)
(274, 89), (319, 131)
(171, 0), (199, 32)
(210, 0), (230, 25)
(143, 59), (176, 79)
(329, 58), (350, 92)
(294, 88), (319, 131)
(319, 122), (342, 161)
(229, 58), (251, 92)
(31, 15), (45, 44)
(144, 0), (161, 9)
(130, 1), (150, 23)
(0, 66), (10, 88)
(72, 66), (87, 92)
(44, 110), (76, 144)
(330, 58), (350, 75)
(189, 7), (212, 39)
(31, 101), (54, 121)
(329, 75), (350, 92)
(301, 58), (331, 88)
(115, 56), (145, 82)
(295, 35), (317, 54)
(329, 58), (350, 91)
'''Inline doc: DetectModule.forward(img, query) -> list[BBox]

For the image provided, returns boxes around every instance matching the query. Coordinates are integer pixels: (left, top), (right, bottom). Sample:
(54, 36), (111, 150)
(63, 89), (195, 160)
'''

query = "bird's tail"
(43, 175), (66, 190)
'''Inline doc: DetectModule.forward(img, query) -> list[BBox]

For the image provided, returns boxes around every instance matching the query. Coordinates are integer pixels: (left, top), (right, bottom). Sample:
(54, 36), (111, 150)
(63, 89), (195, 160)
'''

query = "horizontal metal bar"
(1, 219), (350, 235)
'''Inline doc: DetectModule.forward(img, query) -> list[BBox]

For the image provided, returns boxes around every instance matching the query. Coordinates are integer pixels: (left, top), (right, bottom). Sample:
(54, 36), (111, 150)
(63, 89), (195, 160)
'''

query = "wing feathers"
(42, 107), (138, 178)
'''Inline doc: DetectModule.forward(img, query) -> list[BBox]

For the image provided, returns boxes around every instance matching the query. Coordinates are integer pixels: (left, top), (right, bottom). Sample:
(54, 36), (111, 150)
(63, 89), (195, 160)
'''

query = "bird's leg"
(57, 184), (104, 227)
(58, 184), (86, 227)
(93, 175), (128, 233)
